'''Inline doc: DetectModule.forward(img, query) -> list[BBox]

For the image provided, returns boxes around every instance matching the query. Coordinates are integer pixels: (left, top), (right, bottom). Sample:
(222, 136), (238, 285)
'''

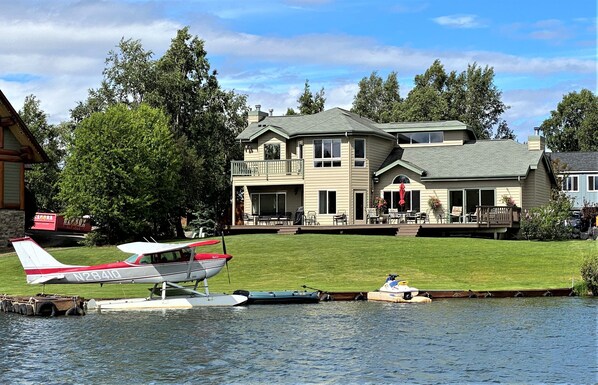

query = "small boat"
(233, 289), (320, 305)
(367, 274), (432, 304)
(367, 291), (431, 303)
(86, 293), (247, 311)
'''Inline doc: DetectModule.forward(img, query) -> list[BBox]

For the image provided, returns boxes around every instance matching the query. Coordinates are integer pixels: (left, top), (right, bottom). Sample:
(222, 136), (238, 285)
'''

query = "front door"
(354, 191), (365, 224)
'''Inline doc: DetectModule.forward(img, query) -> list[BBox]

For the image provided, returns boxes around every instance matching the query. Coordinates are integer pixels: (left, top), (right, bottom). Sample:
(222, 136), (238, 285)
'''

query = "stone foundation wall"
(0, 210), (25, 247)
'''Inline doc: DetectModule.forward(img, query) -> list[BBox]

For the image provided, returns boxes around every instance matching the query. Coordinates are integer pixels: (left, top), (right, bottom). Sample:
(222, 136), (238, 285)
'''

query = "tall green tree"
(149, 27), (247, 232)
(540, 89), (598, 151)
(494, 120), (516, 140)
(58, 104), (182, 243)
(19, 95), (65, 213)
(398, 60), (509, 139)
(351, 71), (402, 123)
(296, 79), (325, 115)
(69, 27), (247, 237)
(70, 37), (153, 123)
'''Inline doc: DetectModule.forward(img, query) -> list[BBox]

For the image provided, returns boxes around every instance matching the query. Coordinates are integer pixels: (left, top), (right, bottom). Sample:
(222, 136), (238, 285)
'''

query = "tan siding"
(375, 164), (530, 223)
(443, 130), (468, 144)
(242, 132), (287, 161)
(302, 137), (351, 225)
(242, 143), (259, 161)
(522, 161), (552, 209)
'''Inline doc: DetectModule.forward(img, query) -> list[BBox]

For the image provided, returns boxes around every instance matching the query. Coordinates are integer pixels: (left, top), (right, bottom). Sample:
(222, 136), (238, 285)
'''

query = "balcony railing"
(231, 159), (304, 179)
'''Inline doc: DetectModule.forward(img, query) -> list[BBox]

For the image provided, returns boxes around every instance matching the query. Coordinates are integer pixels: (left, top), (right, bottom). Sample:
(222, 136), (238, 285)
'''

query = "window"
(264, 143), (280, 160)
(251, 193), (286, 215)
(392, 175), (410, 184)
(318, 190), (337, 214)
(562, 175), (579, 192)
(314, 139), (341, 167)
(354, 139), (365, 167)
(383, 190), (420, 212)
(588, 175), (598, 192)
(397, 132), (444, 144)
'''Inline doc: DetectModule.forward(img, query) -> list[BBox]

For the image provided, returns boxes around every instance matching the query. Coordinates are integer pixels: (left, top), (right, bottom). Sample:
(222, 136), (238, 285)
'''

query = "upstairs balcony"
(231, 159), (304, 184)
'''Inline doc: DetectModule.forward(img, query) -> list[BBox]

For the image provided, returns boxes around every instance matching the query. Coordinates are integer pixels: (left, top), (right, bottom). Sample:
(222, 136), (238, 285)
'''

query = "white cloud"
(432, 14), (485, 29)
(1, 0), (594, 135)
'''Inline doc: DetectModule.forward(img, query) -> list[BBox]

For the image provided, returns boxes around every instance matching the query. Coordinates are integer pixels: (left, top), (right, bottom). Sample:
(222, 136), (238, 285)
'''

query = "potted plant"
(428, 196), (442, 212)
(373, 196), (387, 215)
(501, 195), (520, 222)
(428, 196), (443, 221)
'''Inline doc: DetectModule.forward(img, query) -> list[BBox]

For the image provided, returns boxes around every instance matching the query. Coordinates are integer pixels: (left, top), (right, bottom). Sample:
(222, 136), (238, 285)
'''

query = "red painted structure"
(31, 213), (91, 233)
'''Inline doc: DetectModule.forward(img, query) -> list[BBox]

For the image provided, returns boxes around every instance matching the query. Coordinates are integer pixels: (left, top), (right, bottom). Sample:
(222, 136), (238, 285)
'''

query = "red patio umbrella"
(399, 182), (406, 207)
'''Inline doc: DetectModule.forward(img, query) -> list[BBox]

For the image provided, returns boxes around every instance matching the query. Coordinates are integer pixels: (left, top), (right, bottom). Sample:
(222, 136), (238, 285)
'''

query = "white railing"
(231, 159), (304, 179)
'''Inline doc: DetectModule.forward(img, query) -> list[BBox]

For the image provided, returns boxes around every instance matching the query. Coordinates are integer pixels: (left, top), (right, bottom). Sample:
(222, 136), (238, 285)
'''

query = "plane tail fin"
(10, 237), (80, 277)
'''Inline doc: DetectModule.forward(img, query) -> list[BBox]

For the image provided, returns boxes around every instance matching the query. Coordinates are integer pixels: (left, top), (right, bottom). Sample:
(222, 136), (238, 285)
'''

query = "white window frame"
(318, 190), (337, 214)
(588, 175), (598, 192)
(314, 139), (341, 167)
(397, 131), (444, 144)
(354, 138), (366, 167)
(562, 175), (579, 192)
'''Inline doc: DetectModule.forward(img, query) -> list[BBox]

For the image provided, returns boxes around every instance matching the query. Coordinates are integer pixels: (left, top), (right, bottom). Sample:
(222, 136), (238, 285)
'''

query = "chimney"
(528, 127), (545, 151)
(247, 104), (269, 126)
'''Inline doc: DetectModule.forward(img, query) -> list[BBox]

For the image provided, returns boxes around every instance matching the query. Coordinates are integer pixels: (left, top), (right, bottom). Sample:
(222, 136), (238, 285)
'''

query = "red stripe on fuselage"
(195, 253), (232, 261)
(24, 261), (132, 275)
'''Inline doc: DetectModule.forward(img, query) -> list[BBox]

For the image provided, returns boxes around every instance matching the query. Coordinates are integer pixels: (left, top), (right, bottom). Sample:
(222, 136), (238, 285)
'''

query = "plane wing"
(117, 240), (220, 255)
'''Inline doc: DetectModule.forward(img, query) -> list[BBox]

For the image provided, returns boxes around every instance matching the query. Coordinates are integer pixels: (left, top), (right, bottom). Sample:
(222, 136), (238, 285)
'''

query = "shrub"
(580, 254), (598, 296)
(521, 191), (573, 240)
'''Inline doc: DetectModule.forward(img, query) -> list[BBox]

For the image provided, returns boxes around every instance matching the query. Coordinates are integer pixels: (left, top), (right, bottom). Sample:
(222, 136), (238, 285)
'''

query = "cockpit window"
(138, 255), (152, 264)
(125, 254), (139, 263)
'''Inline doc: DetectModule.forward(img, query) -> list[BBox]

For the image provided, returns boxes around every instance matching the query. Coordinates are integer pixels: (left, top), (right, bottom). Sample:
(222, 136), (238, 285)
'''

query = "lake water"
(0, 297), (596, 384)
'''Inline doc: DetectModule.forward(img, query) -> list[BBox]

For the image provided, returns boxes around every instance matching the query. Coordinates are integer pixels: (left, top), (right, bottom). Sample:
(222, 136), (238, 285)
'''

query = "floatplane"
(10, 236), (248, 310)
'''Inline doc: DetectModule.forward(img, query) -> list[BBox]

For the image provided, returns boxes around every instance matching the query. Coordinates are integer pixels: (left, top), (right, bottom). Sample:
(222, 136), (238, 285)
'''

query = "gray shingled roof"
(236, 107), (395, 141)
(378, 140), (550, 180)
(547, 152), (598, 172)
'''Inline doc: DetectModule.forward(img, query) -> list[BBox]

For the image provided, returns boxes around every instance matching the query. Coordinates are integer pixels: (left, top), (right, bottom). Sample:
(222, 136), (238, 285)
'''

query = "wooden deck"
(229, 222), (519, 238)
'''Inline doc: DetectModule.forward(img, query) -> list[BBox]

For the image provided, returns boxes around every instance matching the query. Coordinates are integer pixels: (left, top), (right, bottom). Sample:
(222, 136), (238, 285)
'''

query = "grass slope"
(0, 234), (594, 299)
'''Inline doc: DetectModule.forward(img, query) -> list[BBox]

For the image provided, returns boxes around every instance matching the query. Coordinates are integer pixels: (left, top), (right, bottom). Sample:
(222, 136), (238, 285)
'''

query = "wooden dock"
(1, 294), (86, 316)
(318, 288), (576, 301)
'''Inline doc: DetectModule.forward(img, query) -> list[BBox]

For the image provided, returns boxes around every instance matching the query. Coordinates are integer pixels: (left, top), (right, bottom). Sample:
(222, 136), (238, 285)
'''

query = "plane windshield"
(125, 254), (139, 263)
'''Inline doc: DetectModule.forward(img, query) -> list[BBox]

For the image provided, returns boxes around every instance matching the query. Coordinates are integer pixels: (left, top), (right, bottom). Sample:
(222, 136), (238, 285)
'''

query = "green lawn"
(0, 234), (595, 299)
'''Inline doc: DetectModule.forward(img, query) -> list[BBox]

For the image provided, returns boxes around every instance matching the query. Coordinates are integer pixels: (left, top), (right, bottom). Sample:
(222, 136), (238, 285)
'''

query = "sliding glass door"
(449, 189), (495, 221)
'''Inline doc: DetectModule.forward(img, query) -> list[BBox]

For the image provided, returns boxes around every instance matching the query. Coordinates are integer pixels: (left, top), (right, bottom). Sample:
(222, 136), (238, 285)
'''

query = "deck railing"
(475, 205), (520, 227)
(231, 159), (304, 179)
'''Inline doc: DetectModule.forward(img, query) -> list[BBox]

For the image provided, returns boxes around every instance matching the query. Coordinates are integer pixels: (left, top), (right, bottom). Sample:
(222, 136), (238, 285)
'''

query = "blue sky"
(1, 0), (595, 140)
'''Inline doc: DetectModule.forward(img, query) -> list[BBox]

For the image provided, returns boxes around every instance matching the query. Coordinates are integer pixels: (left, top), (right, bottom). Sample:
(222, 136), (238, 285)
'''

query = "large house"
(548, 152), (598, 209)
(231, 107), (556, 229)
(0, 90), (49, 247)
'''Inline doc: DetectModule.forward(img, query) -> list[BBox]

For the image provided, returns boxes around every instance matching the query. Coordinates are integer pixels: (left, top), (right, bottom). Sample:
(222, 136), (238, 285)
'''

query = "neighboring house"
(0, 90), (49, 247)
(231, 107), (556, 226)
(548, 152), (598, 209)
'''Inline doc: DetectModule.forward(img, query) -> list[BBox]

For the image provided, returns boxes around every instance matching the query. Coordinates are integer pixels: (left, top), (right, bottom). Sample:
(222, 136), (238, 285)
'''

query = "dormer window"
(392, 175), (410, 184)
(397, 132), (443, 144)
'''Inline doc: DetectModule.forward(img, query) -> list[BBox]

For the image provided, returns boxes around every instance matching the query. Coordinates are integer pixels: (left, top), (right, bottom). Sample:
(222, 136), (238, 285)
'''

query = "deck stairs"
(396, 224), (420, 237)
(277, 226), (299, 235)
